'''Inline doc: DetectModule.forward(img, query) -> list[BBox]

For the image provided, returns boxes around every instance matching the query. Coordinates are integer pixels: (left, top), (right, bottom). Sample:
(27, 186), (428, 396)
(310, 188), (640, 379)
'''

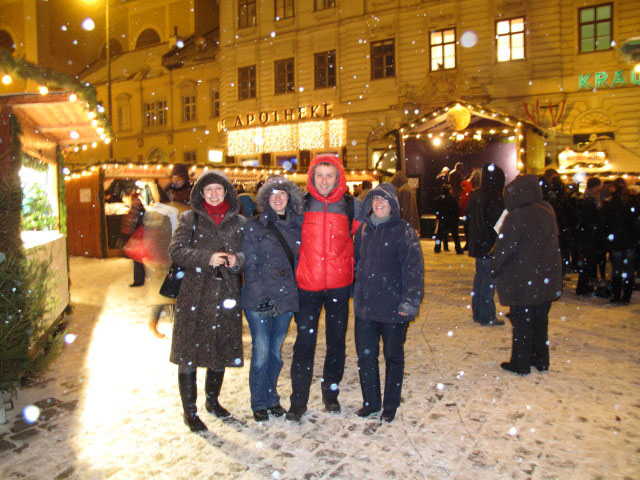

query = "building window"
(275, 0), (294, 20)
(0, 30), (15, 53)
(275, 58), (295, 94)
(115, 94), (131, 132)
(371, 39), (395, 79)
(314, 0), (335, 11)
(238, 0), (257, 29)
(144, 100), (167, 127)
(136, 29), (161, 49)
(184, 151), (197, 163)
(238, 65), (256, 100)
(430, 28), (456, 71)
(496, 17), (525, 62)
(314, 51), (336, 89)
(211, 89), (220, 117)
(579, 3), (612, 52)
(182, 94), (196, 122)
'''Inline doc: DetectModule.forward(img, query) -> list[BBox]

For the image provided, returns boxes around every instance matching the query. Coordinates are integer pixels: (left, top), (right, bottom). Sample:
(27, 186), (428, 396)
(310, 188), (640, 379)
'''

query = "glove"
(257, 298), (279, 317)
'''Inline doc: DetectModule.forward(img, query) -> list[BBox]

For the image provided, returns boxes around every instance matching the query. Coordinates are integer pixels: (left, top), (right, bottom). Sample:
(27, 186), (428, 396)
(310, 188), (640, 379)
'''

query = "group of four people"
(168, 154), (425, 432)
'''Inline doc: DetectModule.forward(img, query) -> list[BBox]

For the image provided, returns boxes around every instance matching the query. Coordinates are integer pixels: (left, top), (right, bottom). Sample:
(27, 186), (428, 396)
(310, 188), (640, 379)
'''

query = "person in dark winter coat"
(241, 176), (303, 422)
(466, 163), (506, 326)
(492, 175), (563, 375)
(390, 171), (421, 235)
(165, 164), (193, 204)
(169, 170), (246, 432)
(287, 154), (363, 422)
(574, 177), (603, 296)
(352, 183), (424, 422)
(121, 191), (146, 287)
(433, 184), (463, 254)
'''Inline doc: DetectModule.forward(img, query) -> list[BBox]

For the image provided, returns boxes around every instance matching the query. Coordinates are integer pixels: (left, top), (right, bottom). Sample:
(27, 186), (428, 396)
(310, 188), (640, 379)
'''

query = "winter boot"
(205, 369), (231, 417)
(178, 372), (207, 432)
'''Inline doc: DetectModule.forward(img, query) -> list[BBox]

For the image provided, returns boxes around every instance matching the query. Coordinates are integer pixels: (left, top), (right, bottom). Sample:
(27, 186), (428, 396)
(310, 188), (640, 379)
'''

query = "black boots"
(178, 372), (207, 432)
(205, 369), (231, 418)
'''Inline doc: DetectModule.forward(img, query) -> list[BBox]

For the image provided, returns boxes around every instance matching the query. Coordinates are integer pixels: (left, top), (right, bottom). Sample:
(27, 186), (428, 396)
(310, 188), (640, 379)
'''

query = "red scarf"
(203, 200), (230, 225)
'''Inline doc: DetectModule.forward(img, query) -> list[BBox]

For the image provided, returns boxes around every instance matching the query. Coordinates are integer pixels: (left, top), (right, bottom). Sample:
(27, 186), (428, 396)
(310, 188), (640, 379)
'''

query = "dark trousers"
(611, 249), (635, 301)
(576, 244), (600, 294)
(354, 317), (408, 411)
(509, 303), (551, 372)
(133, 260), (145, 285)
(434, 220), (461, 253)
(289, 286), (350, 408)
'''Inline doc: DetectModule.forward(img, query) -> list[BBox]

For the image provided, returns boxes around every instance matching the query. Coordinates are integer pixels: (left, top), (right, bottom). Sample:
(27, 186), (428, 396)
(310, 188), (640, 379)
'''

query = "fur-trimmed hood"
(255, 175), (304, 215)
(190, 170), (241, 224)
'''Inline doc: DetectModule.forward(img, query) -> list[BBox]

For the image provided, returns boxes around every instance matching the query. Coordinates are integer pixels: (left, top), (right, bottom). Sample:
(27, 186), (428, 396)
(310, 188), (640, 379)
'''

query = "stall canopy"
(558, 136), (640, 176)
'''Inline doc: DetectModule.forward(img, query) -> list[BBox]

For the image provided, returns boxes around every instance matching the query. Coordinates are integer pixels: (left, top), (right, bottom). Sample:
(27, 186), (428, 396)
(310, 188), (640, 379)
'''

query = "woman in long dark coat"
(169, 170), (246, 432)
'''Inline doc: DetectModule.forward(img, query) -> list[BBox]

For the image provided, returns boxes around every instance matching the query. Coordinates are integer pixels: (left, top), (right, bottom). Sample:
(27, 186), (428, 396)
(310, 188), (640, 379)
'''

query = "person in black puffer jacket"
(352, 183), (424, 422)
(241, 176), (304, 421)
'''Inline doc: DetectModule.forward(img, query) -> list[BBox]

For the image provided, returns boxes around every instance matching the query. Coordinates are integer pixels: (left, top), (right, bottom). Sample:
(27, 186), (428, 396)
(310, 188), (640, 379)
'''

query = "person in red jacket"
(286, 154), (362, 422)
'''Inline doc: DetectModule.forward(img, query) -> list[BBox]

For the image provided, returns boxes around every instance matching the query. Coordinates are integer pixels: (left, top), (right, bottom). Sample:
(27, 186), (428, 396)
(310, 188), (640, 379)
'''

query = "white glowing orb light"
(460, 30), (478, 48)
(70, 130), (80, 139)
(23, 405), (41, 424)
(508, 427), (518, 436)
(1, 74), (12, 85)
(176, 40), (184, 48)
(82, 18), (96, 31)
(223, 298), (237, 309)
(64, 333), (77, 344)
(436, 382), (445, 391)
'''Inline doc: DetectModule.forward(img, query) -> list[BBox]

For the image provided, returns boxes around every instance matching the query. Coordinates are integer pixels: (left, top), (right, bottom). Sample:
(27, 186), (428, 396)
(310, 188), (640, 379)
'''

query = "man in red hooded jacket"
(286, 154), (362, 422)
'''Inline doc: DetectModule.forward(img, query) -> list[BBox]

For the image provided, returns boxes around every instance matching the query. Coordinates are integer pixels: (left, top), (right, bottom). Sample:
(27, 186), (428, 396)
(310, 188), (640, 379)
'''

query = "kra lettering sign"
(578, 69), (640, 90)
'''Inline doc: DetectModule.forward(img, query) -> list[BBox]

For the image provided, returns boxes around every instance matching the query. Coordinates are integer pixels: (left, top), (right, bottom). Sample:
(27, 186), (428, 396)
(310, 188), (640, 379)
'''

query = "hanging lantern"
(446, 104), (471, 131)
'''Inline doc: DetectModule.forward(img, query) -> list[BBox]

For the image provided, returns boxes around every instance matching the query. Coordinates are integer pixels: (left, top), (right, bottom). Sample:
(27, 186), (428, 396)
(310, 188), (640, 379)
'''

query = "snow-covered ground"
(1, 241), (639, 479)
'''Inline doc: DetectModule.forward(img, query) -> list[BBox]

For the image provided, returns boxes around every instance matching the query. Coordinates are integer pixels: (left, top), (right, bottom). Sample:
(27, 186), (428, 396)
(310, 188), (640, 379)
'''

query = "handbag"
(159, 215), (197, 299)
(122, 226), (147, 263)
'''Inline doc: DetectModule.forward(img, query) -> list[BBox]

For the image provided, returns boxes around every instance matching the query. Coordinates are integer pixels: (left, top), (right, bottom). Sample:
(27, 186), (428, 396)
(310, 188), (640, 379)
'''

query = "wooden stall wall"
(65, 172), (103, 257)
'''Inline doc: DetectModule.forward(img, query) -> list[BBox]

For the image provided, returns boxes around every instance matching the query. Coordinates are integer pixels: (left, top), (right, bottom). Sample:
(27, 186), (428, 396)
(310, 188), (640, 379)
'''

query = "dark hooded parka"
(466, 163), (505, 258)
(241, 176), (304, 313)
(353, 183), (424, 323)
(491, 175), (563, 306)
(169, 170), (246, 370)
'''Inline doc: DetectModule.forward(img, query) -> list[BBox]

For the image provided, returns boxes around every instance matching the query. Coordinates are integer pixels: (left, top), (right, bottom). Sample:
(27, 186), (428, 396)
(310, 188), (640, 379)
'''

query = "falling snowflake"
(223, 299), (237, 309)
(23, 405), (41, 424)
(508, 427), (518, 436)
(64, 334), (77, 344)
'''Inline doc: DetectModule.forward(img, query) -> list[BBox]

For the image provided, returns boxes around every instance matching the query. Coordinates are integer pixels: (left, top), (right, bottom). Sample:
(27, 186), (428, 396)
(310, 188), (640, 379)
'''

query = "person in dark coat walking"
(241, 176), (303, 422)
(574, 177), (603, 296)
(390, 171), (421, 235)
(121, 191), (146, 287)
(169, 170), (246, 432)
(492, 175), (563, 375)
(433, 184), (463, 254)
(352, 183), (424, 422)
(466, 163), (505, 326)
(165, 164), (193, 204)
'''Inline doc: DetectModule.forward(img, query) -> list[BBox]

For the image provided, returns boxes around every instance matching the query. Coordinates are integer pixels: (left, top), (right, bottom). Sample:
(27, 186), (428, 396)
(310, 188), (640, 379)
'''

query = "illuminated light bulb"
(73, 146), (79, 152)
(143, 164), (148, 169)
(432, 137), (442, 147)
(104, 137), (111, 144)
(635, 63), (640, 74)
(69, 130), (79, 139)
(129, 163), (134, 168)
(69, 93), (77, 102)
(88, 111), (96, 119)
(81, 18), (95, 31)
(2, 74), (12, 85)
(39, 85), (49, 95)
(82, 144), (88, 150)
(102, 164), (107, 169)
(156, 164), (161, 169)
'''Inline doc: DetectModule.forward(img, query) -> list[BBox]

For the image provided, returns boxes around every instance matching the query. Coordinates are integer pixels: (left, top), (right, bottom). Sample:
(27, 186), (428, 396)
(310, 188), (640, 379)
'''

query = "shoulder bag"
(159, 214), (198, 299)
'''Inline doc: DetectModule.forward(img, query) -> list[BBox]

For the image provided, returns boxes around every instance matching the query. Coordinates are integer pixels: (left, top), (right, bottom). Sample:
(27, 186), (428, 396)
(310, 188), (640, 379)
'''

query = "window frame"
(275, 0), (294, 20)
(495, 16), (526, 62)
(370, 38), (395, 79)
(183, 151), (197, 164)
(578, 3), (613, 53)
(314, 50), (337, 89)
(429, 27), (456, 71)
(238, 0), (257, 29)
(275, 58), (295, 95)
(143, 100), (167, 128)
(238, 65), (257, 100)
(314, 0), (335, 12)
(211, 88), (220, 118)
(181, 94), (196, 122)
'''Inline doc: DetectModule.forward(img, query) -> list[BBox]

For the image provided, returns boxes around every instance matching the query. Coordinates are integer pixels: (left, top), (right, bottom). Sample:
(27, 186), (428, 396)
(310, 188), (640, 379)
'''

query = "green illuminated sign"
(579, 69), (640, 90)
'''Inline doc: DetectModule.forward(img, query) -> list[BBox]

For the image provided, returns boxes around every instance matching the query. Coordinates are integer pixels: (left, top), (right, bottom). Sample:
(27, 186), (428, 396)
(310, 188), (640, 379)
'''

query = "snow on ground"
(1, 240), (639, 479)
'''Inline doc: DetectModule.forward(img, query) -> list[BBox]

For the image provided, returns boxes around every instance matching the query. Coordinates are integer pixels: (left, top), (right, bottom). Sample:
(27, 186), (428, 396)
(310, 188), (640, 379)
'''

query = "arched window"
(0, 30), (15, 53)
(100, 39), (124, 59)
(136, 29), (161, 49)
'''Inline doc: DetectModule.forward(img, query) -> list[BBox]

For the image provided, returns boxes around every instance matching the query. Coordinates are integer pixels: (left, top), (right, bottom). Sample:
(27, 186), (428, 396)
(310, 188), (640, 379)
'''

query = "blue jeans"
(245, 310), (293, 411)
(472, 257), (496, 323)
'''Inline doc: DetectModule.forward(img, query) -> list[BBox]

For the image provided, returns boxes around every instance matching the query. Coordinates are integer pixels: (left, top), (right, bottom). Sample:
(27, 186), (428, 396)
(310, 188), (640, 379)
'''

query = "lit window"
(579, 3), (612, 52)
(371, 39), (395, 79)
(238, 0), (257, 29)
(275, 0), (294, 20)
(238, 65), (256, 100)
(314, 51), (336, 89)
(314, 0), (335, 11)
(496, 17), (525, 62)
(144, 100), (167, 127)
(182, 94), (196, 122)
(430, 28), (456, 71)
(275, 58), (295, 94)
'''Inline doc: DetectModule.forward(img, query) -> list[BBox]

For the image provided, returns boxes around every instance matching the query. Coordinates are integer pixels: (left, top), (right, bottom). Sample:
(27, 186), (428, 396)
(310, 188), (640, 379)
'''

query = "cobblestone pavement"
(1, 242), (639, 480)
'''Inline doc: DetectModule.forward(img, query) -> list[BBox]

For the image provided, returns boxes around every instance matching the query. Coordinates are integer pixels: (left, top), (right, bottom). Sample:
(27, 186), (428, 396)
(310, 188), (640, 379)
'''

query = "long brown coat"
(169, 171), (246, 369)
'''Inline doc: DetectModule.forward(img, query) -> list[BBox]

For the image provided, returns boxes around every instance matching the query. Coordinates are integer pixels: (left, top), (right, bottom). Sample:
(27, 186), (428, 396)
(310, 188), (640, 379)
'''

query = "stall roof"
(0, 91), (106, 147)
(394, 100), (543, 136)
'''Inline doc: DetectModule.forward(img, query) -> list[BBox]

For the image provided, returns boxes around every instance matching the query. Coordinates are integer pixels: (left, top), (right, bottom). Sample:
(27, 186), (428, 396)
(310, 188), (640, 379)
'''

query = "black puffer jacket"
(492, 175), (563, 306)
(353, 183), (424, 323)
(467, 163), (505, 258)
(241, 176), (304, 313)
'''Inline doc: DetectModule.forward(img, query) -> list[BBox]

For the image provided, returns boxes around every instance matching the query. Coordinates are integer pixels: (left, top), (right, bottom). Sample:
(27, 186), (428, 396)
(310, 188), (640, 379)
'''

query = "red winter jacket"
(296, 154), (361, 291)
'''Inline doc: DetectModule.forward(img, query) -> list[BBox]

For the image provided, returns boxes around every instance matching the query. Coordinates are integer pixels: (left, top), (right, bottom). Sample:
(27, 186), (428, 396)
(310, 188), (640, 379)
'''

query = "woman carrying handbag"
(241, 176), (303, 422)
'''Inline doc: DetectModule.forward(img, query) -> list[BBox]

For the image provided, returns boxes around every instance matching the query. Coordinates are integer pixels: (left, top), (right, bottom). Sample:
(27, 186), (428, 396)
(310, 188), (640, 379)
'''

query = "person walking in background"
(165, 164), (193, 204)
(492, 175), (563, 375)
(238, 184), (257, 218)
(466, 163), (505, 326)
(358, 180), (373, 201)
(121, 191), (146, 287)
(352, 183), (424, 423)
(391, 171), (421, 235)
(241, 176), (303, 422)
(433, 184), (463, 254)
(169, 170), (246, 433)
(575, 177), (603, 296)
(286, 154), (362, 422)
